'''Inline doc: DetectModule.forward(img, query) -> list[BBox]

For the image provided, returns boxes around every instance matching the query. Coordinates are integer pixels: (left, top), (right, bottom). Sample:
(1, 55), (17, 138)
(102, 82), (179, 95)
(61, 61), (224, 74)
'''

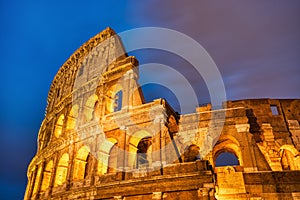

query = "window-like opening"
(114, 90), (123, 112)
(40, 160), (53, 192)
(136, 137), (152, 168)
(66, 105), (78, 130)
(270, 105), (279, 115)
(54, 114), (64, 138)
(84, 95), (98, 122)
(215, 152), (239, 167)
(183, 144), (200, 162)
(73, 146), (90, 180)
(107, 144), (118, 173)
(54, 153), (69, 187)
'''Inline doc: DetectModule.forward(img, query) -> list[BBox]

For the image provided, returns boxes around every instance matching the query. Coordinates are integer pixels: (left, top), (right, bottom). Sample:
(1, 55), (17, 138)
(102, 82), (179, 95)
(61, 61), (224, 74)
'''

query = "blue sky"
(0, 1), (300, 199)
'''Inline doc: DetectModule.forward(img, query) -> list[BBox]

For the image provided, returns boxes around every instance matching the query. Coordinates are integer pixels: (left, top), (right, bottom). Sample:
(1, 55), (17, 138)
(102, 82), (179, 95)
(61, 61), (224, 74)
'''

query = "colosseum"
(24, 27), (300, 200)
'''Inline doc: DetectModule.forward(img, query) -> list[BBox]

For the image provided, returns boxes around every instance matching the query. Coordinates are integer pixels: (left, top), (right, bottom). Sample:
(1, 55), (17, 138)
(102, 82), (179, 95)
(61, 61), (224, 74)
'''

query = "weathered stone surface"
(25, 28), (300, 200)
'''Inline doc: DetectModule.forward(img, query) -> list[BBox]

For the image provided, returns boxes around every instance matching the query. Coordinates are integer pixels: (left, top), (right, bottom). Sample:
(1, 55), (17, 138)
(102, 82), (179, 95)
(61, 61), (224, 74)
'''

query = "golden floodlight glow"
(54, 114), (64, 138)
(54, 153), (69, 187)
(73, 146), (90, 180)
(40, 160), (53, 192)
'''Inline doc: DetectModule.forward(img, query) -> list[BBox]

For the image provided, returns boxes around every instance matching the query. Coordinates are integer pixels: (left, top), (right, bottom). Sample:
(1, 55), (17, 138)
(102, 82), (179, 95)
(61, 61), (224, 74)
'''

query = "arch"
(105, 84), (123, 114)
(213, 137), (243, 167)
(54, 114), (64, 138)
(136, 137), (152, 168)
(183, 144), (200, 162)
(107, 143), (119, 173)
(129, 130), (152, 147)
(54, 153), (69, 187)
(97, 138), (118, 175)
(280, 145), (300, 170)
(83, 94), (98, 122)
(99, 138), (118, 154)
(73, 146), (90, 180)
(66, 105), (78, 130)
(114, 90), (123, 112)
(40, 160), (53, 192)
(127, 130), (152, 169)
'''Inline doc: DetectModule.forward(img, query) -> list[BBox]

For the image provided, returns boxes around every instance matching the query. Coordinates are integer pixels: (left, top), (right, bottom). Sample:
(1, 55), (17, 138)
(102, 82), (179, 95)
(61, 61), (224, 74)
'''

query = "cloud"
(127, 0), (300, 101)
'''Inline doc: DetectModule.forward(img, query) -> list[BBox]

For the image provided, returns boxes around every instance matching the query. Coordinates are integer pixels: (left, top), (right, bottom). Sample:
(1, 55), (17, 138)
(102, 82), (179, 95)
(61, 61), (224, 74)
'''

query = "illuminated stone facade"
(25, 28), (300, 200)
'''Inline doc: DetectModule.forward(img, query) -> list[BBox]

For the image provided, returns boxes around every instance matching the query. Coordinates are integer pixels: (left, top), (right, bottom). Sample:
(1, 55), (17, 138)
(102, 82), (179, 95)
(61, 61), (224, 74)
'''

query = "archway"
(97, 138), (118, 175)
(136, 137), (152, 168)
(54, 114), (64, 138)
(40, 160), (53, 192)
(66, 105), (78, 130)
(107, 143), (119, 173)
(128, 130), (152, 169)
(105, 84), (123, 114)
(213, 136), (243, 167)
(83, 94), (98, 122)
(73, 146), (90, 180)
(54, 153), (69, 187)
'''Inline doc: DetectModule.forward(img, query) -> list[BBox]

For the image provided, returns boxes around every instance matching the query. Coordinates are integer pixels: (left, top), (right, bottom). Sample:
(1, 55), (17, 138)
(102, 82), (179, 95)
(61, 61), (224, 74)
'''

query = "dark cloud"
(127, 0), (300, 101)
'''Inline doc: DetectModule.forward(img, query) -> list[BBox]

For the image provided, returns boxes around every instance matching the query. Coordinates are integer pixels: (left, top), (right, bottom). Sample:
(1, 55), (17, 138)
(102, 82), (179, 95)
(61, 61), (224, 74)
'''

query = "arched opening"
(83, 94), (98, 122)
(107, 143), (119, 173)
(54, 114), (64, 138)
(215, 152), (239, 167)
(97, 138), (118, 175)
(114, 90), (123, 112)
(183, 144), (200, 162)
(105, 84), (123, 114)
(128, 130), (152, 169)
(54, 153), (69, 187)
(66, 105), (78, 130)
(73, 146), (90, 180)
(136, 137), (152, 168)
(213, 136), (243, 167)
(40, 160), (53, 192)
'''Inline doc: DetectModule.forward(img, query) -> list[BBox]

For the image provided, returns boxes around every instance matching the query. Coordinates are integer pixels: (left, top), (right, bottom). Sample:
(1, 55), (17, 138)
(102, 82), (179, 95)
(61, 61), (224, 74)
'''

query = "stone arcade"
(25, 28), (300, 200)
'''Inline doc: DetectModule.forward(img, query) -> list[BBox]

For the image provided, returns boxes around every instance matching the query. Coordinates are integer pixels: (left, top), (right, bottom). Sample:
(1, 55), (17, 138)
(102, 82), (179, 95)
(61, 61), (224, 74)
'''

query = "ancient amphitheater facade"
(25, 28), (300, 200)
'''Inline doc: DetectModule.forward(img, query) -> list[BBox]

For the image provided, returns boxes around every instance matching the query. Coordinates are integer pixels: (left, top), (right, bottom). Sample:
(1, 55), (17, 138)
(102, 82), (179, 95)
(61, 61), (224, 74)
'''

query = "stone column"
(288, 120), (300, 150)
(25, 167), (37, 200)
(34, 161), (45, 199)
(121, 70), (133, 110)
(48, 152), (59, 195)
(127, 143), (138, 170)
(118, 126), (127, 174)
(261, 123), (282, 171)
(151, 117), (163, 168)
(66, 143), (75, 189)
(97, 152), (110, 175)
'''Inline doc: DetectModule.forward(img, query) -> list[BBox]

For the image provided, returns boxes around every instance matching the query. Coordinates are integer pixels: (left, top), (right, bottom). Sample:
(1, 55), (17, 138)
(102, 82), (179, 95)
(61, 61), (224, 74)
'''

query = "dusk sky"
(1, 1), (300, 199)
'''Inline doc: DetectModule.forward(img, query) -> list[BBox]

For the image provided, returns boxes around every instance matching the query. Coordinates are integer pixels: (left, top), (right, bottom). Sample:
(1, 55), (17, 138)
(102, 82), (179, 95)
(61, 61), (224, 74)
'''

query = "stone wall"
(24, 28), (300, 200)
